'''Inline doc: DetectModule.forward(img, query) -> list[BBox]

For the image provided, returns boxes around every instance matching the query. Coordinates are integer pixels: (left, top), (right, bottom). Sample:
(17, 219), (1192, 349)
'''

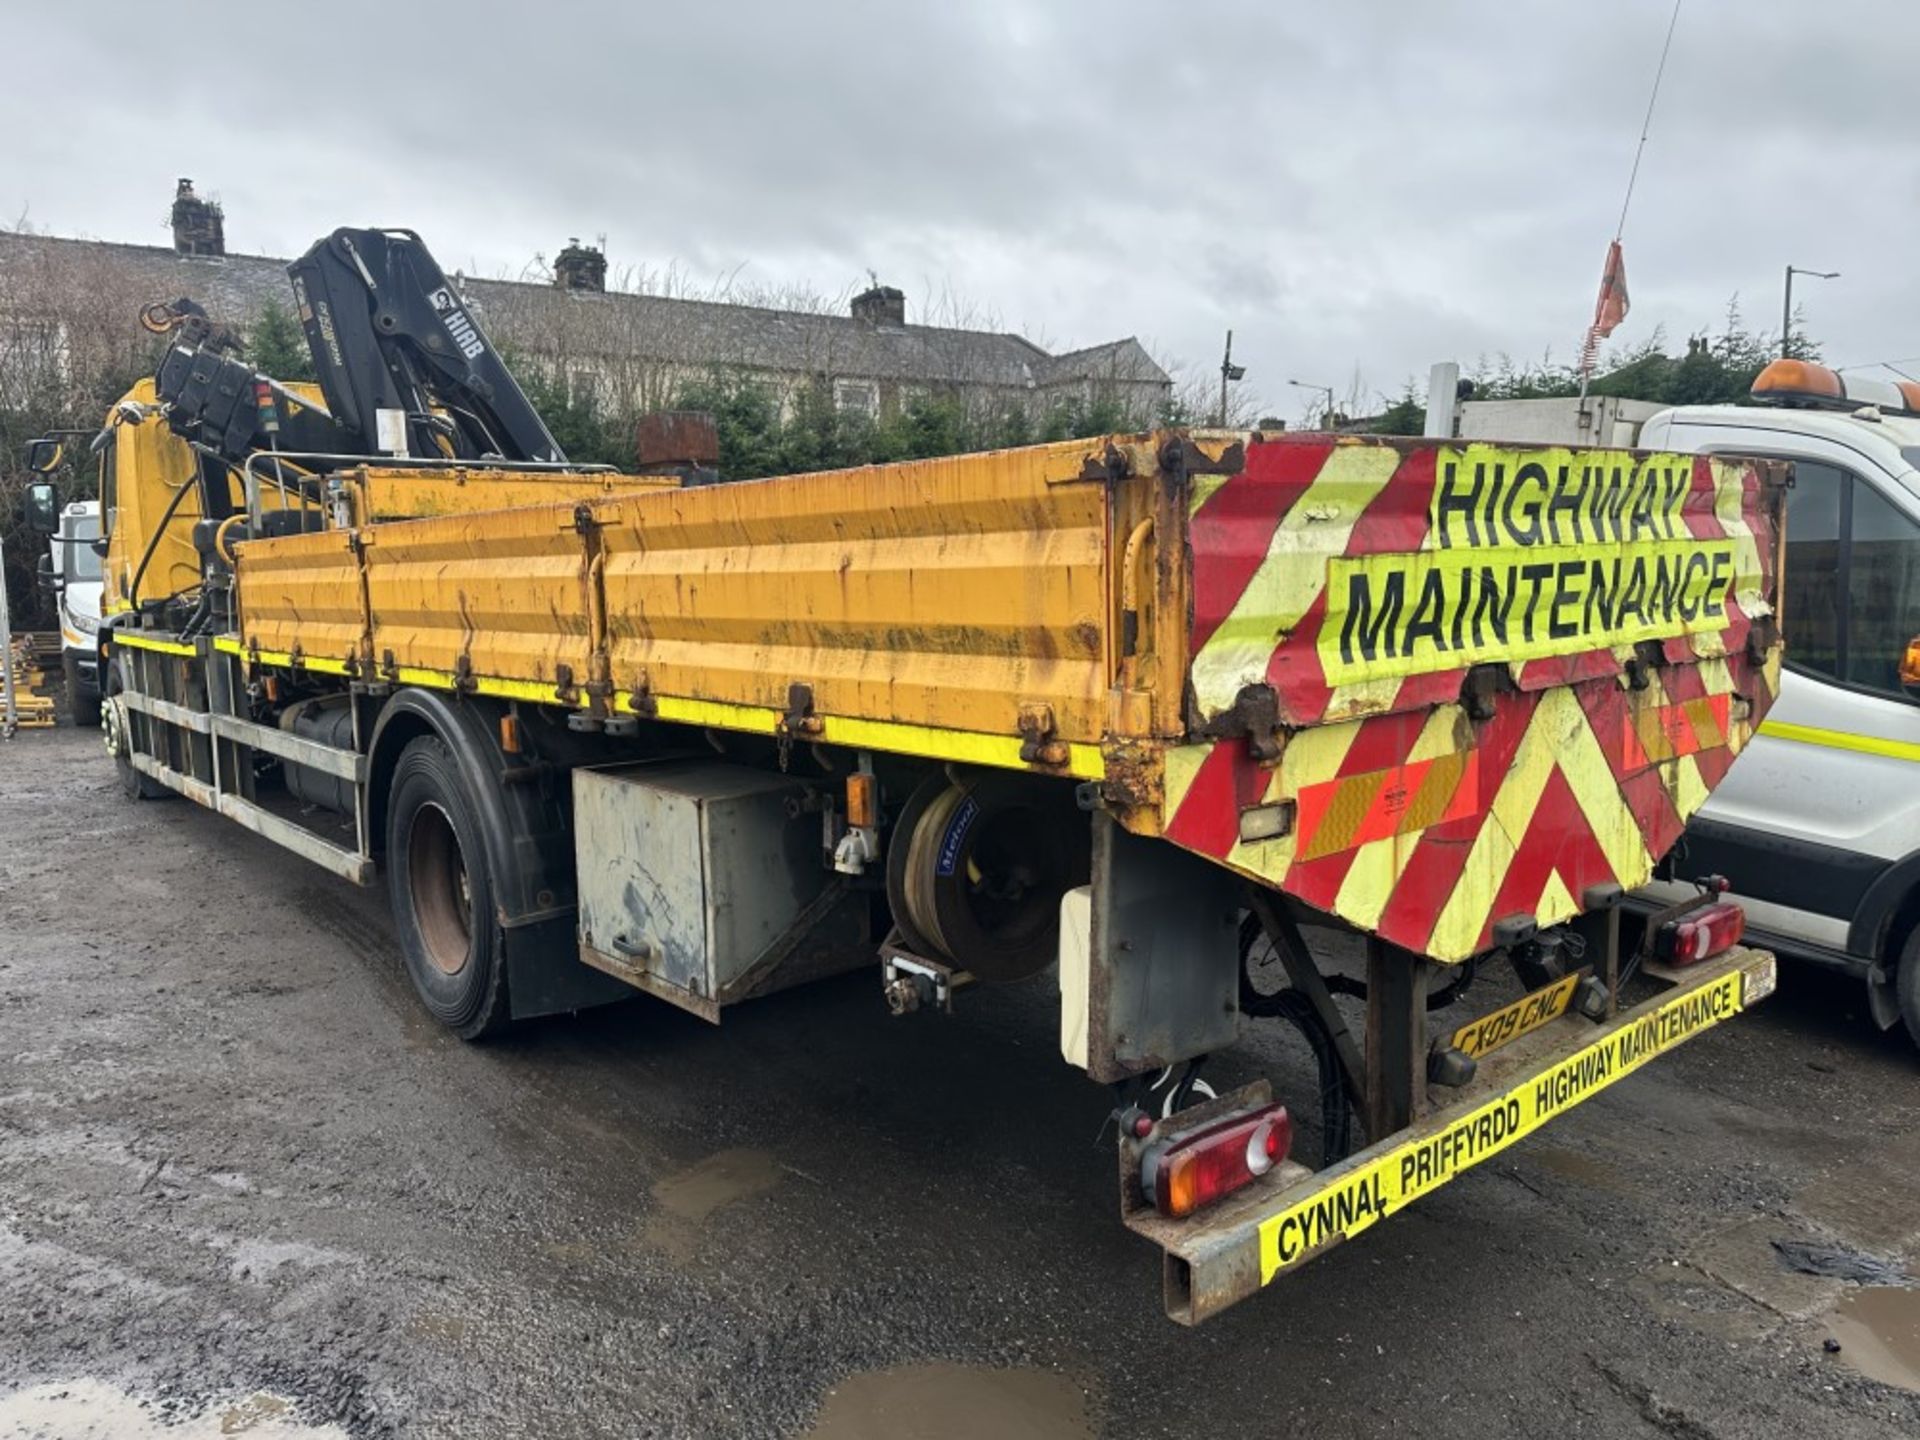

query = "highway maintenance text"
(1320, 448), (1752, 686)
(1257, 965), (1747, 1282)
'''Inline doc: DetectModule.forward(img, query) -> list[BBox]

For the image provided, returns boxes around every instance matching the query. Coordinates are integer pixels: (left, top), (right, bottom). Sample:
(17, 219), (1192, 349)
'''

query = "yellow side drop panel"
(233, 525), (367, 665)
(592, 441), (1111, 743)
(362, 497), (598, 692)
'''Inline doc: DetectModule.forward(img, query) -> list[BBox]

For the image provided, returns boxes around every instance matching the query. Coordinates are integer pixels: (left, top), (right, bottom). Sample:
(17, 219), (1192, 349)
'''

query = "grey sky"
(4, 2), (1910, 419)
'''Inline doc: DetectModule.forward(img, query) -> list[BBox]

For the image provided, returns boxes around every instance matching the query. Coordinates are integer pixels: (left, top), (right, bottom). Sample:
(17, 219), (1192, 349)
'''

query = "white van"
(1634, 360), (1920, 1046)
(47, 500), (103, 726)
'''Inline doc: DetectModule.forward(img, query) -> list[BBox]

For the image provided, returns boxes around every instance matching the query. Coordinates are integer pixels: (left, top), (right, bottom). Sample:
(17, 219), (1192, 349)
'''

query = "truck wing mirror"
(23, 480), (58, 535)
(24, 437), (64, 473)
(36, 553), (61, 592)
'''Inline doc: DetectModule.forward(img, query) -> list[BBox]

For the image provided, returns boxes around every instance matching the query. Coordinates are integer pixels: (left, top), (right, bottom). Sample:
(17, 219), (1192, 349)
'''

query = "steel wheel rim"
(407, 801), (473, 976)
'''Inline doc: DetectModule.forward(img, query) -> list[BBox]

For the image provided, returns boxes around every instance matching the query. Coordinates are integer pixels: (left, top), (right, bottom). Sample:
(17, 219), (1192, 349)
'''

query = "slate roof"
(0, 232), (1169, 393)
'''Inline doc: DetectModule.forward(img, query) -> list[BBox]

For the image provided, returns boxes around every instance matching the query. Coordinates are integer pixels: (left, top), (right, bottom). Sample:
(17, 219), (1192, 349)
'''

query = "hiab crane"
(20, 226), (1785, 1322)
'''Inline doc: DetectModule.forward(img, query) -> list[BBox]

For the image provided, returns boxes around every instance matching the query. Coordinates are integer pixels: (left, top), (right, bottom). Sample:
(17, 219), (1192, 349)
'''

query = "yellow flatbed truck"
(22, 228), (1786, 1322)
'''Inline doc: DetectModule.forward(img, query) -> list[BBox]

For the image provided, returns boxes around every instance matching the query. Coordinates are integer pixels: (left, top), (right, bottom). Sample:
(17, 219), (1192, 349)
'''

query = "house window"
(1781, 460), (1920, 699)
(833, 379), (878, 419)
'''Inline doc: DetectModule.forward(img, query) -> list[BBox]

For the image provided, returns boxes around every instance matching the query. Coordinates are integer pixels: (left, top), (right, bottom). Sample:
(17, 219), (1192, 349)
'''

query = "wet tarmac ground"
(3, 727), (1918, 1438)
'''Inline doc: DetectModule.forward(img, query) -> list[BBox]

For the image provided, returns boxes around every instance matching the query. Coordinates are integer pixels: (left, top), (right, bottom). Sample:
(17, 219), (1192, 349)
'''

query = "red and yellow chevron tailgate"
(1161, 435), (1784, 963)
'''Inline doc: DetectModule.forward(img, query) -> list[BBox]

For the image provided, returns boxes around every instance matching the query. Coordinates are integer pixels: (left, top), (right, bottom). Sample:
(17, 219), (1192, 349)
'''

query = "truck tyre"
(386, 735), (512, 1040)
(103, 658), (167, 800)
(65, 654), (101, 728)
(1898, 927), (1920, 1050)
(889, 771), (1088, 983)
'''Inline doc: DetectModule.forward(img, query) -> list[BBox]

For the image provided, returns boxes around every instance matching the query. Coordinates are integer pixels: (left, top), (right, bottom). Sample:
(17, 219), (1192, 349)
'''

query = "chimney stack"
(553, 238), (607, 293)
(171, 178), (225, 257)
(850, 284), (905, 327)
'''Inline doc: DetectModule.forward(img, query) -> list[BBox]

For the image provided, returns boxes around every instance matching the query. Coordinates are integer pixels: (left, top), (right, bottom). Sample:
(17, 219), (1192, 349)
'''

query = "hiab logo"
(429, 287), (485, 360)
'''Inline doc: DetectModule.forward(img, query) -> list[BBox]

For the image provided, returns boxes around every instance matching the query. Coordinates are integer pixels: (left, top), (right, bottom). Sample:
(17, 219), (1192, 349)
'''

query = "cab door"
(1665, 426), (1920, 960)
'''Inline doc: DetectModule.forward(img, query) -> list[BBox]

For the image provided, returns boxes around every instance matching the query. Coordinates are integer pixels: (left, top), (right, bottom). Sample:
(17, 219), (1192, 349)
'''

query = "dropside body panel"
(225, 430), (1785, 963)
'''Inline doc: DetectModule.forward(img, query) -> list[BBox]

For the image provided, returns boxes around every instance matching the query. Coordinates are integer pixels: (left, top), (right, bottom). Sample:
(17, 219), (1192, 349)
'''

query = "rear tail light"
(1141, 1102), (1292, 1219)
(1655, 900), (1745, 965)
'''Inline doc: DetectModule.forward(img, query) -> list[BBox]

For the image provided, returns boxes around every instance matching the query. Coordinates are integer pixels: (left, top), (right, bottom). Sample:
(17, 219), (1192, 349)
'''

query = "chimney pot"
(170, 178), (225, 258)
(554, 239), (607, 293)
(850, 284), (905, 327)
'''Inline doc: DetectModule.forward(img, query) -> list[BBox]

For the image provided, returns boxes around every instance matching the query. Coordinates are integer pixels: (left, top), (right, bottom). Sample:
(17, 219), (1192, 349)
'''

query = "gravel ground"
(3, 726), (1918, 1439)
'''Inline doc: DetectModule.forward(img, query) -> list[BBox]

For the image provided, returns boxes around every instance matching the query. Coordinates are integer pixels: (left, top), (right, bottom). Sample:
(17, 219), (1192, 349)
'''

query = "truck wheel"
(386, 735), (512, 1039)
(1898, 928), (1920, 1050)
(103, 659), (167, 800)
(65, 654), (102, 728)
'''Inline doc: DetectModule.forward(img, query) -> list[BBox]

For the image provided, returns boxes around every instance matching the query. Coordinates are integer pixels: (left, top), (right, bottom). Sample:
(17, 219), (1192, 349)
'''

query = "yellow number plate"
(1450, 969), (1586, 1059)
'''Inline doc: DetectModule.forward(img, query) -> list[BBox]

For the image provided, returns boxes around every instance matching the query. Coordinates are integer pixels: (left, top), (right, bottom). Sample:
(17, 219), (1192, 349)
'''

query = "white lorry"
(39, 499), (103, 726)
(1631, 361), (1920, 1047)
(1426, 364), (1920, 1046)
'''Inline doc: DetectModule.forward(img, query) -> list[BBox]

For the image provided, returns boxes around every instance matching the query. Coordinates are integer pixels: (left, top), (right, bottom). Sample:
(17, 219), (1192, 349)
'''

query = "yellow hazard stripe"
(212, 635), (353, 676)
(627, 691), (1106, 781)
(113, 632), (198, 658)
(1758, 719), (1920, 765)
(1257, 953), (1769, 1283)
(389, 666), (553, 702)
(199, 634), (1103, 780)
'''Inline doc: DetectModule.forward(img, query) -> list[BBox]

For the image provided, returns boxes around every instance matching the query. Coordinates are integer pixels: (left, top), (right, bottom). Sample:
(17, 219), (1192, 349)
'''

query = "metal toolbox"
(574, 761), (841, 1018)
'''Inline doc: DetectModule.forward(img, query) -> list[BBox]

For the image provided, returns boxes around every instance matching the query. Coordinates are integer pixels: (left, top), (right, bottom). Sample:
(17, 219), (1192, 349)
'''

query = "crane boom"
(153, 227), (564, 469)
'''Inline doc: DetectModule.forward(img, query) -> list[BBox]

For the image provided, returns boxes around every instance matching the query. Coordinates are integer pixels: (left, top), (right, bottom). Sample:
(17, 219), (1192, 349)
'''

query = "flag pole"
(1580, 0), (1684, 417)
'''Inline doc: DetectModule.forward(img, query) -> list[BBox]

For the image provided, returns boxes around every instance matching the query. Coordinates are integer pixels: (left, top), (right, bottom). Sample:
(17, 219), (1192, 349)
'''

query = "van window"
(1785, 462), (1843, 679)
(1846, 479), (1920, 694)
(1780, 460), (1920, 700)
(64, 511), (101, 583)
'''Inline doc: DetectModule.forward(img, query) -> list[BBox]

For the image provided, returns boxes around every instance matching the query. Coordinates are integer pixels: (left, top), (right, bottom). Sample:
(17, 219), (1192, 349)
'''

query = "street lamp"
(1289, 379), (1335, 429)
(1217, 330), (1246, 426)
(1783, 266), (1839, 359)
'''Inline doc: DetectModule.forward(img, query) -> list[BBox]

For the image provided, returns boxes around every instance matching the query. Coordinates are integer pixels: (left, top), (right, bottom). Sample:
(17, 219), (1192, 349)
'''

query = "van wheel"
(65, 655), (101, 728)
(386, 735), (512, 1039)
(103, 659), (166, 800)
(1898, 929), (1920, 1050)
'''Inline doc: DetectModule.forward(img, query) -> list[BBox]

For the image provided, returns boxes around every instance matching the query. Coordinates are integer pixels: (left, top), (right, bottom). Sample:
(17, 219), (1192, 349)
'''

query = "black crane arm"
(287, 228), (564, 464)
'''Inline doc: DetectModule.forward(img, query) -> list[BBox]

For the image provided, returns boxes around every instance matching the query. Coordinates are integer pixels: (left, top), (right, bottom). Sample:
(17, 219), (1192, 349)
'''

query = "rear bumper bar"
(1126, 945), (1777, 1324)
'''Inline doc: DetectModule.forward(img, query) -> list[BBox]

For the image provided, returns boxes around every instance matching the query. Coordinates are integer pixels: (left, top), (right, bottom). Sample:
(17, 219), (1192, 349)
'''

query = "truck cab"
(1634, 359), (1920, 1045)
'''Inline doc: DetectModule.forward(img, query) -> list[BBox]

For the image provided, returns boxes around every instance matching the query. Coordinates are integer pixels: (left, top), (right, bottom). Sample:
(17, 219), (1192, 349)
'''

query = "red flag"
(1592, 240), (1630, 339)
(1581, 241), (1630, 376)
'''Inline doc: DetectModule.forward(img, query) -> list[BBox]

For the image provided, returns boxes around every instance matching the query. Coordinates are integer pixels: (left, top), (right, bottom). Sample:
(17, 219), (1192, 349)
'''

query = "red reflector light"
(1655, 901), (1745, 965)
(1143, 1103), (1292, 1219)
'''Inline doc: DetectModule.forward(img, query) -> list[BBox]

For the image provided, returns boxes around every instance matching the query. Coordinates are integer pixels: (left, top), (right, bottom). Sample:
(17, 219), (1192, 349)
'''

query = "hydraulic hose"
(126, 471), (201, 611)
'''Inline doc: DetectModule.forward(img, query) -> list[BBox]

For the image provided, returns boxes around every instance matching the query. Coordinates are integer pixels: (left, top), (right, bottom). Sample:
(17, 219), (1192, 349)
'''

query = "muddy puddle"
(0, 1379), (347, 1438)
(1524, 1144), (1627, 1192)
(1828, 1286), (1920, 1392)
(801, 1363), (1094, 1440)
(642, 1146), (784, 1262)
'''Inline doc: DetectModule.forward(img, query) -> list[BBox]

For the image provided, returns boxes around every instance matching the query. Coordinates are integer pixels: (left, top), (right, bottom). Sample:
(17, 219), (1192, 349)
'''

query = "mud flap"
(1867, 960), (1901, 1031)
(505, 912), (634, 1020)
(1079, 812), (1242, 1084)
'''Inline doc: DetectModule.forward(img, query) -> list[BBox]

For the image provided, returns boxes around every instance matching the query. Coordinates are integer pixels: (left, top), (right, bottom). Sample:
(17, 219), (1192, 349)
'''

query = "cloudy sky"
(4, 2), (1911, 420)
